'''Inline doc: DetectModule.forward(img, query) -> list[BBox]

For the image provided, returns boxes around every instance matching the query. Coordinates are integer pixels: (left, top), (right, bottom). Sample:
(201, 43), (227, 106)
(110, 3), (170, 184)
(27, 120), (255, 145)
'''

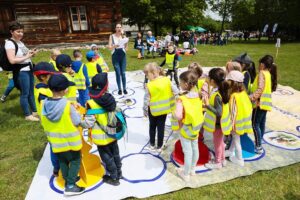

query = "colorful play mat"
(26, 68), (300, 200)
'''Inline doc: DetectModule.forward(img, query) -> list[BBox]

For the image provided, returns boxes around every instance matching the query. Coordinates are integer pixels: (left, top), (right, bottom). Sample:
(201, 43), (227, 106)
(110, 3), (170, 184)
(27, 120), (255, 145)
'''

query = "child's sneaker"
(64, 184), (85, 196)
(53, 169), (59, 177)
(222, 159), (227, 167)
(229, 156), (244, 167)
(103, 175), (120, 186)
(176, 168), (190, 182)
(225, 150), (233, 158)
(255, 146), (264, 154)
(156, 146), (163, 153)
(205, 161), (222, 169)
(190, 167), (196, 176)
(145, 144), (155, 151)
(25, 115), (40, 122)
(0, 95), (6, 102)
(32, 112), (39, 118)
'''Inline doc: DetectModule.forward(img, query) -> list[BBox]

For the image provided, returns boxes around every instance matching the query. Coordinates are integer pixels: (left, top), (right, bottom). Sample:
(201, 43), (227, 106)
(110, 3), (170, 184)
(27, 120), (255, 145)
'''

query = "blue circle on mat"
(296, 126), (300, 133)
(263, 131), (300, 151)
(49, 175), (104, 194)
(240, 134), (265, 162)
(121, 152), (167, 183)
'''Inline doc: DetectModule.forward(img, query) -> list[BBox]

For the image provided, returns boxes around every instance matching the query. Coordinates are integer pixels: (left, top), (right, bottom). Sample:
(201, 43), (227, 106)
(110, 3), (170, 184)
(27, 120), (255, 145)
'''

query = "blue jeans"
(136, 46), (145, 57)
(179, 135), (199, 176)
(50, 144), (60, 171)
(252, 107), (267, 147)
(4, 78), (15, 96)
(97, 140), (122, 179)
(18, 71), (36, 116)
(112, 49), (127, 91)
(78, 89), (90, 107)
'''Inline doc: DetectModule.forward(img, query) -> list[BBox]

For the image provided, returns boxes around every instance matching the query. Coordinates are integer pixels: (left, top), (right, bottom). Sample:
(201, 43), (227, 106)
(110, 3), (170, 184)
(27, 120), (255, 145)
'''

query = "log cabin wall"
(0, 0), (122, 45)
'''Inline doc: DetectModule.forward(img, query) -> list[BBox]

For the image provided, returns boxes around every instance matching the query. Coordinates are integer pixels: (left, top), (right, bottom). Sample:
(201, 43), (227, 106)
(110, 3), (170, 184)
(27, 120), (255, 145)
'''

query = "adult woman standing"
(108, 23), (128, 95)
(5, 21), (38, 121)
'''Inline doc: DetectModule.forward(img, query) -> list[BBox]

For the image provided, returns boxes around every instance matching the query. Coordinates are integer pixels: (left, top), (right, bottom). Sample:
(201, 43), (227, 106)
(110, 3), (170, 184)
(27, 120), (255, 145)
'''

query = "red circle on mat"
(172, 139), (210, 166)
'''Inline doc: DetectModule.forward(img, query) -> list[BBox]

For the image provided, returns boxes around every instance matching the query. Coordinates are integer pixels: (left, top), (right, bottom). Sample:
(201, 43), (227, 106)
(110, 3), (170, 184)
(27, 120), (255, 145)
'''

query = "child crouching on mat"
(174, 70), (204, 182)
(143, 62), (179, 152)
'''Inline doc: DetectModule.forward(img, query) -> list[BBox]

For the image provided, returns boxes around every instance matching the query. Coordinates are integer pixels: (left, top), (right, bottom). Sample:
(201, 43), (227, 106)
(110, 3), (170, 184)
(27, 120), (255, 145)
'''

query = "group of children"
(143, 53), (277, 182)
(20, 45), (277, 196)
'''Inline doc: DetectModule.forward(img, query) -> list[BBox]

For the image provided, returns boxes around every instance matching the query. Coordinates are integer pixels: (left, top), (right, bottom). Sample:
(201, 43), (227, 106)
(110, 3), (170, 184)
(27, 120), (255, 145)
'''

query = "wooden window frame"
(69, 6), (89, 32)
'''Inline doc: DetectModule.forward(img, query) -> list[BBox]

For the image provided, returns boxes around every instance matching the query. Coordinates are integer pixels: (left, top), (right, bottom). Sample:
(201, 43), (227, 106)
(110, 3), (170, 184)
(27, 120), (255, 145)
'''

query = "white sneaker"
(229, 156), (244, 167)
(156, 147), (162, 153)
(25, 115), (40, 122)
(205, 161), (222, 169)
(32, 112), (39, 118)
(176, 168), (190, 182)
(225, 150), (233, 158)
(190, 167), (196, 176)
(222, 159), (227, 167)
(145, 145), (155, 151)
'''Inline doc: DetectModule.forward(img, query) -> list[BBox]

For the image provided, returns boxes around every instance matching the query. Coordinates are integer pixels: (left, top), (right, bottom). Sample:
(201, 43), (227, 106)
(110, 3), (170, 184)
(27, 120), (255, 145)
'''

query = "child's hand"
(204, 96), (209, 106)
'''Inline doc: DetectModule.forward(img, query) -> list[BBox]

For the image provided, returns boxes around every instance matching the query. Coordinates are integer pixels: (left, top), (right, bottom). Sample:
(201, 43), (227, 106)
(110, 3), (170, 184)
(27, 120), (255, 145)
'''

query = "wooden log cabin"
(0, 0), (122, 45)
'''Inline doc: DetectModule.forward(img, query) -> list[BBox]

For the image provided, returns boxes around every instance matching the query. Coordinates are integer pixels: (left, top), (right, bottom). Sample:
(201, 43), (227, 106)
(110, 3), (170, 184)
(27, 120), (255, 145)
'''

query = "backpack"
(0, 39), (18, 71)
(87, 107), (127, 140)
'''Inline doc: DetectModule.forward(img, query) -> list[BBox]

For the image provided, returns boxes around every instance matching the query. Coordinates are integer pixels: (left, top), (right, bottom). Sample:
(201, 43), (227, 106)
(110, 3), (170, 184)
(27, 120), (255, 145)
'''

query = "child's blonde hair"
(144, 62), (165, 76)
(187, 62), (203, 79)
(50, 49), (61, 57)
(226, 61), (242, 73)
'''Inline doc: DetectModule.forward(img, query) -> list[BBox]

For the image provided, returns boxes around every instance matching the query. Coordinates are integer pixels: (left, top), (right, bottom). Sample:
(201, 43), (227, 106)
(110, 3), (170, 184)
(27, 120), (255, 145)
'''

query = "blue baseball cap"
(56, 54), (72, 69)
(48, 74), (74, 92)
(86, 51), (96, 60)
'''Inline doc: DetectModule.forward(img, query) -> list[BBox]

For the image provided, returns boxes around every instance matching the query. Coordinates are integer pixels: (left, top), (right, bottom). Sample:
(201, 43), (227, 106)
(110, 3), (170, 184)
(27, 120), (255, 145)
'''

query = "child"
(174, 70), (204, 182)
(85, 50), (103, 84)
(225, 71), (253, 167)
(55, 54), (78, 103)
(250, 55), (277, 154)
(225, 61), (242, 74)
(41, 74), (92, 196)
(203, 68), (231, 169)
(33, 62), (60, 176)
(86, 73), (122, 186)
(91, 44), (109, 72)
(143, 62), (179, 152)
(49, 49), (61, 71)
(72, 50), (90, 106)
(0, 72), (15, 102)
(160, 44), (179, 88)
(233, 53), (256, 94)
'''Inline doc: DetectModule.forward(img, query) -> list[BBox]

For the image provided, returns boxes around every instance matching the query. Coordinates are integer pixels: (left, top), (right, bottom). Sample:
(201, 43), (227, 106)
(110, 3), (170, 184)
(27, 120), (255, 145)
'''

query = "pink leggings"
(213, 128), (225, 164)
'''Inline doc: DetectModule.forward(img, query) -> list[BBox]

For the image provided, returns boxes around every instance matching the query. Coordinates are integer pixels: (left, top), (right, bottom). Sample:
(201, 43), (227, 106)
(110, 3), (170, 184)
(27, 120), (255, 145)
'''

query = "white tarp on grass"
(26, 68), (300, 200)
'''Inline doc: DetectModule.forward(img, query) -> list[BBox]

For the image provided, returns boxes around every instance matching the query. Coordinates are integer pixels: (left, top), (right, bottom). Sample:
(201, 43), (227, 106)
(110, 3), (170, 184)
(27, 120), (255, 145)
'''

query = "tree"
(121, 0), (155, 31)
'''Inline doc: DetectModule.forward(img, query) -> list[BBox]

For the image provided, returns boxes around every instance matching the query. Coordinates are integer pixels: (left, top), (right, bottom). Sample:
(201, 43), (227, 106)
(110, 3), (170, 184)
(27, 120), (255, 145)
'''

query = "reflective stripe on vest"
(147, 77), (175, 116)
(63, 73), (77, 103)
(87, 100), (115, 146)
(252, 71), (272, 111)
(86, 62), (98, 85)
(34, 87), (53, 116)
(179, 95), (204, 139)
(41, 101), (82, 153)
(230, 91), (253, 135)
(49, 59), (58, 71)
(73, 63), (86, 90)
(203, 91), (232, 135)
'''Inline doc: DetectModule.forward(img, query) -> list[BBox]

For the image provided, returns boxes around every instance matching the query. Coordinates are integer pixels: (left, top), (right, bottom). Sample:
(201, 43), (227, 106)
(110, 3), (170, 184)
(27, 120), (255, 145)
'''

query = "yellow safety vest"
(63, 73), (77, 103)
(203, 91), (232, 135)
(96, 56), (109, 73)
(87, 100), (115, 146)
(147, 77), (175, 116)
(179, 95), (204, 139)
(86, 62), (98, 85)
(34, 86), (53, 116)
(49, 59), (58, 71)
(73, 64), (86, 90)
(230, 91), (253, 135)
(41, 101), (82, 153)
(165, 52), (179, 69)
(251, 70), (272, 111)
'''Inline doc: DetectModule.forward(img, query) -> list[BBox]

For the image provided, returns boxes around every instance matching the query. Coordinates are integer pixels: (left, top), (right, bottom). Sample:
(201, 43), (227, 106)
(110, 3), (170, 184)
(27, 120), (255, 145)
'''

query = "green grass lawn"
(0, 41), (299, 200)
